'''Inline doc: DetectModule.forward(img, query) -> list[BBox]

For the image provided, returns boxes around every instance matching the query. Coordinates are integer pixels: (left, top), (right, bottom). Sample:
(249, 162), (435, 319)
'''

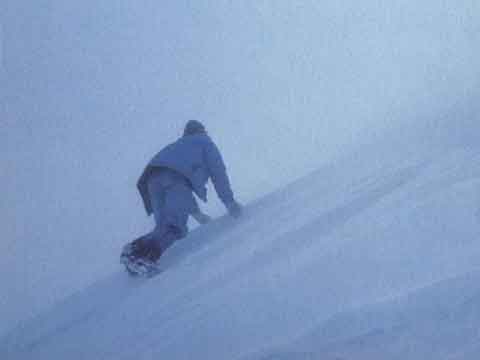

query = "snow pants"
(143, 168), (197, 255)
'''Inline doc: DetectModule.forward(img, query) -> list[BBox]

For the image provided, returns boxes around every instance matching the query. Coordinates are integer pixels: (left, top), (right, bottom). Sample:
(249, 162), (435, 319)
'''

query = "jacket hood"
(183, 120), (206, 136)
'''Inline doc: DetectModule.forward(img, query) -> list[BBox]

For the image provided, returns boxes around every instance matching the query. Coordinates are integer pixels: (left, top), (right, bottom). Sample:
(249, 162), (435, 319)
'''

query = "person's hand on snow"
(226, 200), (243, 219)
(192, 211), (212, 225)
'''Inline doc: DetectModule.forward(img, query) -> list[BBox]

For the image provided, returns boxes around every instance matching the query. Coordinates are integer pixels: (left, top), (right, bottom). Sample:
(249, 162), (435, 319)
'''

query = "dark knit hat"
(183, 120), (206, 136)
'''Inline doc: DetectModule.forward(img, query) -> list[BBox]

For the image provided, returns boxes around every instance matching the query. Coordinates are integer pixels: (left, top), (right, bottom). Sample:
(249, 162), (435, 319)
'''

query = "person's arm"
(204, 140), (242, 218)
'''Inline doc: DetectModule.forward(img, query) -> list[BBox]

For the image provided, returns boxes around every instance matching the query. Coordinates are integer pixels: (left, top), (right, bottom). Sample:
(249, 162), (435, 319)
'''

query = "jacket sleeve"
(204, 140), (235, 206)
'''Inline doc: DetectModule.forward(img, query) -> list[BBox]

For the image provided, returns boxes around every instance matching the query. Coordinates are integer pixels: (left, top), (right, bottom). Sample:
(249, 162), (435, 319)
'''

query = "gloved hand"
(192, 211), (212, 225)
(226, 200), (243, 219)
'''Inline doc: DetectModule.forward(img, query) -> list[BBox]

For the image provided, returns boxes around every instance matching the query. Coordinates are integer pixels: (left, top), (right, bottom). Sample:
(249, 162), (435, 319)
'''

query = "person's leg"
(146, 181), (197, 261)
(142, 172), (171, 260)
(135, 170), (195, 262)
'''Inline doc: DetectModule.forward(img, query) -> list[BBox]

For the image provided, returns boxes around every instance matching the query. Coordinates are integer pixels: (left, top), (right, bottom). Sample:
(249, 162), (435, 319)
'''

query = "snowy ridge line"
(134, 161), (430, 328)
(2, 144), (480, 359)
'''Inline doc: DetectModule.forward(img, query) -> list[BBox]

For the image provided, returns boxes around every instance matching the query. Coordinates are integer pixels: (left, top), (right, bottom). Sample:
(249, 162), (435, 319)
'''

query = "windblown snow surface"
(2, 124), (480, 359)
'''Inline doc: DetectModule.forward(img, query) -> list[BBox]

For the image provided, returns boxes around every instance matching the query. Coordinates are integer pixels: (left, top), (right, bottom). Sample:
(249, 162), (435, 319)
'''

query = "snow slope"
(279, 269), (480, 360)
(2, 139), (480, 360)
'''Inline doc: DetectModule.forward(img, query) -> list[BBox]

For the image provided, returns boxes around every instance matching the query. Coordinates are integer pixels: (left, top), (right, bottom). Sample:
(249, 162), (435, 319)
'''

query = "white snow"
(2, 1), (480, 358)
(2, 131), (480, 359)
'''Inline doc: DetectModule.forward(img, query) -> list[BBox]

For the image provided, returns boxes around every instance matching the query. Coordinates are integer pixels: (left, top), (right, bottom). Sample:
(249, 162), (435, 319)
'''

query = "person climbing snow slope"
(121, 120), (242, 275)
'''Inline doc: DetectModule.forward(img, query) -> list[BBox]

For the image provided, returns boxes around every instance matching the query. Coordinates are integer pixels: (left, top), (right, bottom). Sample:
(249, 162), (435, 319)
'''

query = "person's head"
(183, 120), (206, 136)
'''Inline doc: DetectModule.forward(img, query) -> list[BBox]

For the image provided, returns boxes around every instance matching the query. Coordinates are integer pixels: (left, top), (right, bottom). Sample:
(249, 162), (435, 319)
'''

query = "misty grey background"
(1, 0), (479, 336)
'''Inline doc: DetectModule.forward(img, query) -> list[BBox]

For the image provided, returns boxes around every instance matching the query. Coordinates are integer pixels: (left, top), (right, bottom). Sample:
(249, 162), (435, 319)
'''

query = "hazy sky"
(1, 0), (479, 336)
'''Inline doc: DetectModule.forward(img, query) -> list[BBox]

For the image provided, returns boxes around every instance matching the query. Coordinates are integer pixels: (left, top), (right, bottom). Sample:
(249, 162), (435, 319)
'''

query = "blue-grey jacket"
(137, 133), (235, 215)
